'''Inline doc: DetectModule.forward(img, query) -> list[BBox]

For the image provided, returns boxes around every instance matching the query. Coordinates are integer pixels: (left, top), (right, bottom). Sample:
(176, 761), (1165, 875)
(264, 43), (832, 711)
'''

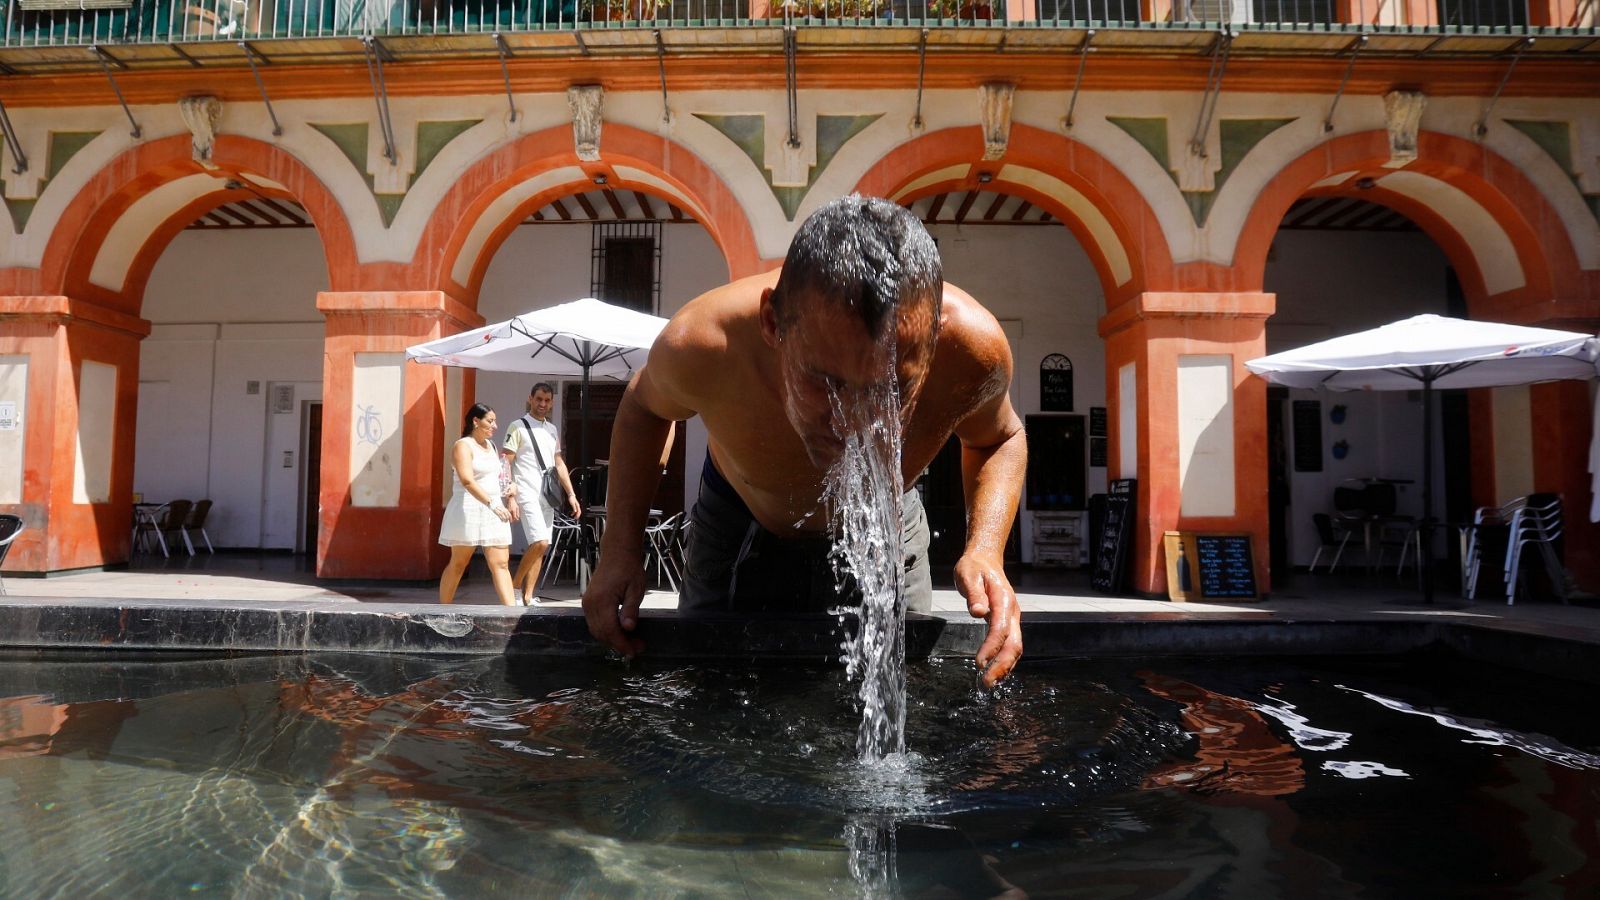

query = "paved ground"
(6, 550), (1598, 644)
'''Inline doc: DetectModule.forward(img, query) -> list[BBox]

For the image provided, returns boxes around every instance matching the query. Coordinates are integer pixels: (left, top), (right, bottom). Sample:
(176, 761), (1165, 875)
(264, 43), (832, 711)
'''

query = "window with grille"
(591, 222), (661, 314)
(1436, 0), (1526, 28)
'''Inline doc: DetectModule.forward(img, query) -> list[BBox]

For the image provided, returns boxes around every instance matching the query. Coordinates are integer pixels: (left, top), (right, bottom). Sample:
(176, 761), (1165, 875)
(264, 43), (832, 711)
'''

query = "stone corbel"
(979, 82), (1016, 162)
(178, 95), (223, 169)
(568, 85), (604, 162)
(1382, 91), (1426, 168)
(1, 127), (48, 202)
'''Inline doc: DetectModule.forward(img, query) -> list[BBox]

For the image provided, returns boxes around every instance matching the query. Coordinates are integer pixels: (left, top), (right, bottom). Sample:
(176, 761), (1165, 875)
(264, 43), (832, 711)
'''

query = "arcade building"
(0, 0), (1596, 596)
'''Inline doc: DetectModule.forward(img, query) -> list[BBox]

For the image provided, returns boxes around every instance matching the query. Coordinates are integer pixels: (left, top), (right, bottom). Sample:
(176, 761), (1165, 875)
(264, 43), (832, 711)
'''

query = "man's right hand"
(581, 550), (648, 658)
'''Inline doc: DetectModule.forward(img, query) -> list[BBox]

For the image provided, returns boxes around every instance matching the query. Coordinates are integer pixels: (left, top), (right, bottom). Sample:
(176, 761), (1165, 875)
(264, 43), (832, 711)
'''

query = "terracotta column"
(0, 296), (150, 573)
(316, 291), (483, 580)
(1100, 291), (1275, 597)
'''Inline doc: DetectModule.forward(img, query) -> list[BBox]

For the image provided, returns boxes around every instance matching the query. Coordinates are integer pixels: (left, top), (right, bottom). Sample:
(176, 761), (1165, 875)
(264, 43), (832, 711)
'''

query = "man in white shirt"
(502, 382), (580, 605)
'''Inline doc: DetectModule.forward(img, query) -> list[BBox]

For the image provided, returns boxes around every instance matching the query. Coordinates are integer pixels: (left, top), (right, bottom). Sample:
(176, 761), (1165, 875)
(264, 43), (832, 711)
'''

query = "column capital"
(316, 291), (483, 332)
(0, 295), (152, 339)
(1099, 291), (1275, 338)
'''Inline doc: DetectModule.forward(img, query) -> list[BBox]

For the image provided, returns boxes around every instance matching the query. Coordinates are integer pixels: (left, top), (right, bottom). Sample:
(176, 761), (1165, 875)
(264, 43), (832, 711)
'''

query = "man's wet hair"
(770, 195), (942, 340)
(530, 382), (555, 398)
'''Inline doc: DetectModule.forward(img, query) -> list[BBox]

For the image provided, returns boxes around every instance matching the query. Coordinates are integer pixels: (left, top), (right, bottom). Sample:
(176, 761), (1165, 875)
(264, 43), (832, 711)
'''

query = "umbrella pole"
(580, 354), (591, 501)
(579, 349), (594, 578)
(1421, 375), (1435, 605)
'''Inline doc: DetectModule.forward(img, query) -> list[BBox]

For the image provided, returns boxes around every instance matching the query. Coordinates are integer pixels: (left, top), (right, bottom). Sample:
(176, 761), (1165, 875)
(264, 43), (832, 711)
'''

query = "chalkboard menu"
(1040, 354), (1074, 412)
(1195, 534), (1258, 599)
(1090, 478), (1136, 594)
(1089, 406), (1107, 437)
(1292, 400), (1323, 472)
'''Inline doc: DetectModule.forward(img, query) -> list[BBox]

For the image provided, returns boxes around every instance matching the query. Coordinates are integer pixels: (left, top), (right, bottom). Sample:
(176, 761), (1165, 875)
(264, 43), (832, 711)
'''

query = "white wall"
(136, 229), (327, 549)
(1265, 229), (1452, 567)
(141, 229), (331, 322)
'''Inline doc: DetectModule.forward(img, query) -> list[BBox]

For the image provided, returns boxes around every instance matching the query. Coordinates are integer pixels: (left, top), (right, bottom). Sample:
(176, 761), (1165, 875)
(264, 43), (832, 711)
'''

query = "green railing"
(0, 0), (1585, 49)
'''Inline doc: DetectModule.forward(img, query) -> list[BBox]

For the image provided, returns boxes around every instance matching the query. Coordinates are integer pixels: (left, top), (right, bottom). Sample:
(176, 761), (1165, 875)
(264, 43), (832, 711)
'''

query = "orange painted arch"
(1232, 130), (1588, 319)
(423, 123), (763, 303)
(853, 124), (1177, 309)
(41, 134), (356, 315)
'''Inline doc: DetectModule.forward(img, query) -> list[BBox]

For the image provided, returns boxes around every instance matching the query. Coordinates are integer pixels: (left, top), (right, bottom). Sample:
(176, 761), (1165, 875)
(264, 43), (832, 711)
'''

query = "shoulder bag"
(521, 417), (568, 510)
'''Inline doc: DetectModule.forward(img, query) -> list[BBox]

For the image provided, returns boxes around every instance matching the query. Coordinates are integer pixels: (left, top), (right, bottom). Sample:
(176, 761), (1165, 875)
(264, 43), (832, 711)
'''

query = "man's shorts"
(516, 488), (555, 545)
(678, 457), (932, 615)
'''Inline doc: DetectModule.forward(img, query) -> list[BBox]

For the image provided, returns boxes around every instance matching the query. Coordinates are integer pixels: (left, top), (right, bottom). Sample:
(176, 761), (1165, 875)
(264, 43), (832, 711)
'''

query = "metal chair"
(1308, 513), (1352, 573)
(643, 511), (685, 590)
(183, 499), (215, 554)
(1503, 496), (1565, 606)
(1464, 493), (1564, 603)
(132, 502), (169, 558)
(134, 500), (194, 558)
(0, 514), (23, 595)
(539, 514), (594, 590)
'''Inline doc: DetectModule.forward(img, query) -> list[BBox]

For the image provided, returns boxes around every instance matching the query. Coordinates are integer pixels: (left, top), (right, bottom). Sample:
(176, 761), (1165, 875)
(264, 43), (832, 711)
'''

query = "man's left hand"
(953, 553), (1022, 688)
(567, 494), (581, 518)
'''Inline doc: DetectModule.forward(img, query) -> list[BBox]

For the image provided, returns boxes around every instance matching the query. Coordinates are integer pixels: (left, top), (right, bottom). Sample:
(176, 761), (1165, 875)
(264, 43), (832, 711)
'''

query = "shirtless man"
(581, 196), (1026, 686)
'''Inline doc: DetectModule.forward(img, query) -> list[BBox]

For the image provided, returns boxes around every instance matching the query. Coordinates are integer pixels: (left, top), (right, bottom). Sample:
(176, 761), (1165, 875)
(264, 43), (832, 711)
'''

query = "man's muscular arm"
(943, 294), (1026, 687)
(581, 313), (706, 657)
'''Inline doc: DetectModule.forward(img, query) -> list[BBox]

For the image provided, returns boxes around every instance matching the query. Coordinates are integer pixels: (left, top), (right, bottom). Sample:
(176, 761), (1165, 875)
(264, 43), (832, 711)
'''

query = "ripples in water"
(0, 650), (1597, 897)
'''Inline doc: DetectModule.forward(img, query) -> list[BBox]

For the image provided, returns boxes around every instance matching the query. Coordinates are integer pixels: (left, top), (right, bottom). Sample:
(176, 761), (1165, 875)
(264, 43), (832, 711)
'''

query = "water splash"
(820, 351), (908, 765)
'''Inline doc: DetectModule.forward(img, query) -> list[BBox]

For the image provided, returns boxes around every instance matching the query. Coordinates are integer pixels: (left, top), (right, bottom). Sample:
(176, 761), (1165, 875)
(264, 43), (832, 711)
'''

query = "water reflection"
(0, 653), (1597, 896)
(1137, 671), (1306, 797)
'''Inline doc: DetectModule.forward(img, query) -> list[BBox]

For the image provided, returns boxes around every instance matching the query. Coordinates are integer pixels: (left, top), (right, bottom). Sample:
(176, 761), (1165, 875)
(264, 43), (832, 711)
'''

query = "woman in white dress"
(438, 402), (518, 605)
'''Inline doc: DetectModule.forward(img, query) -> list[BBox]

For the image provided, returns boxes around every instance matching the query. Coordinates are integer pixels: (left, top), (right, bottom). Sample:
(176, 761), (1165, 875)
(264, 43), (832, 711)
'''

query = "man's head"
(528, 382), (555, 421)
(760, 196), (943, 467)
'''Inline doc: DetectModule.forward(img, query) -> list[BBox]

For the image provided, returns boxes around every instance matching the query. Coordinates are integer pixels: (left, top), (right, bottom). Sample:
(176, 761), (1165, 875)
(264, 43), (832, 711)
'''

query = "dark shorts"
(679, 456), (933, 615)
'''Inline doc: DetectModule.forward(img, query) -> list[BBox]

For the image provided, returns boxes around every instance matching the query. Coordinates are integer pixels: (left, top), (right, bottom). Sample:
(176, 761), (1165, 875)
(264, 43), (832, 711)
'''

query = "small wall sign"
(1040, 353), (1074, 412)
(0, 401), (15, 431)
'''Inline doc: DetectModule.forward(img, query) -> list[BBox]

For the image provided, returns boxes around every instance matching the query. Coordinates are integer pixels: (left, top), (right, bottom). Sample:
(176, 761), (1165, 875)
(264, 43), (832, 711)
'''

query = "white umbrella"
(1247, 314), (1599, 604)
(406, 297), (669, 474)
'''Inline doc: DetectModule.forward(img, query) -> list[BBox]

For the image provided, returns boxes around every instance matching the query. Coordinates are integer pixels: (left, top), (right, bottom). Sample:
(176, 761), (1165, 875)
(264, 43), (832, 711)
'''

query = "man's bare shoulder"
(936, 283), (1014, 381)
(643, 270), (777, 409)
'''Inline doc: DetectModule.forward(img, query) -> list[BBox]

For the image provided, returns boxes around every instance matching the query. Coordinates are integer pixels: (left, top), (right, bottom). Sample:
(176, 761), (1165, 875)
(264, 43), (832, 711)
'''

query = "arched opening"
(1239, 131), (1596, 596)
(893, 180), (1114, 576)
(38, 136), (348, 566)
(133, 182), (332, 559)
(465, 179), (730, 558)
(1262, 187), (1490, 592)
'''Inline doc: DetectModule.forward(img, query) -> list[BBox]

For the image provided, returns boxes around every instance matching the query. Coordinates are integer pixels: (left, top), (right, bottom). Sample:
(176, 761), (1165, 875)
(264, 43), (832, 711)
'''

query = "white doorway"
(260, 381), (323, 550)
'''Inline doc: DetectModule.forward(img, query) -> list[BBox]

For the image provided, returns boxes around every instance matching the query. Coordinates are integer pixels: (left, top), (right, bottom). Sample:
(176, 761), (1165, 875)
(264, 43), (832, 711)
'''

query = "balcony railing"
(0, 0), (1589, 51)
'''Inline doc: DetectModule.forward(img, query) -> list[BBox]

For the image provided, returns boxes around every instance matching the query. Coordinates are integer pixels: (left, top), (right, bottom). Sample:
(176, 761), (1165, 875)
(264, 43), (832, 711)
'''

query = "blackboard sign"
(1292, 400), (1323, 473)
(1090, 436), (1107, 468)
(1091, 478), (1136, 594)
(1089, 406), (1107, 437)
(1195, 534), (1258, 599)
(1040, 354), (1074, 412)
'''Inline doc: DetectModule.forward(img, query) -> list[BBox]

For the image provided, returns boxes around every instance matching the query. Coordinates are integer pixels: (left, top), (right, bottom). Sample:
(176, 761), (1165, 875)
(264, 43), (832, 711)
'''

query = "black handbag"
(520, 417), (568, 510)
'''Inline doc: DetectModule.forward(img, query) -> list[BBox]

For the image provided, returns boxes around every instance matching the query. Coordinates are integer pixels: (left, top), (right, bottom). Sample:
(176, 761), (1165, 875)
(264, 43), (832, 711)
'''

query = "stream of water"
(820, 346), (908, 766)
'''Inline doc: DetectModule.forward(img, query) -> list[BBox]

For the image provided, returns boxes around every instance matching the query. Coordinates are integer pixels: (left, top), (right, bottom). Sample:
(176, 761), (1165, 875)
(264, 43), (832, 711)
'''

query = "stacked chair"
(1463, 493), (1568, 605)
